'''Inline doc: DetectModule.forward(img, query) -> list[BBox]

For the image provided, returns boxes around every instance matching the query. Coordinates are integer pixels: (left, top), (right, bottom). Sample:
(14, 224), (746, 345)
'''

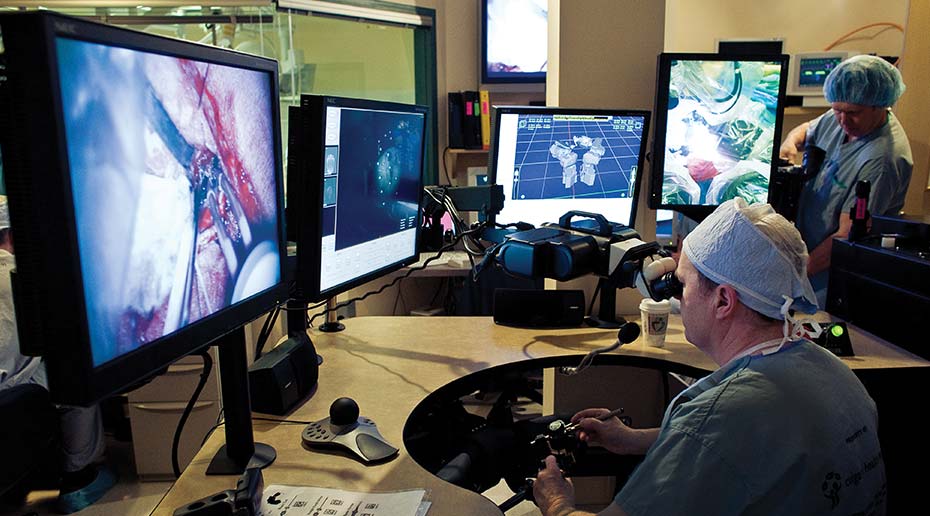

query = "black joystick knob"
(330, 397), (360, 426)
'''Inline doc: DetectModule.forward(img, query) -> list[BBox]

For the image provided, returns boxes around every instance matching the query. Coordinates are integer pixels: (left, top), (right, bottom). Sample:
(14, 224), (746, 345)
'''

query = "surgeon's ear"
(713, 285), (739, 320)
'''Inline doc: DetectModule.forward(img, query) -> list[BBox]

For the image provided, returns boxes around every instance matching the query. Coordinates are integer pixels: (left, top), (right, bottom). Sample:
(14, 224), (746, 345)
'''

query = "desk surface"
(155, 315), (928, 515)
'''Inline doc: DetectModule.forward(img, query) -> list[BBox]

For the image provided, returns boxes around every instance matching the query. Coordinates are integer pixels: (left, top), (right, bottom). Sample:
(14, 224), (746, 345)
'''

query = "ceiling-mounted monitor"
(481, 0), (548, 85)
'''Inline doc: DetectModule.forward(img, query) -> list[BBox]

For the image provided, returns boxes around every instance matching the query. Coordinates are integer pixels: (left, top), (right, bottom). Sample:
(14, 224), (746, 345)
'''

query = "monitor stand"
(206, 326), (276, 475)
(584, 277), (626, 329)
(318, 297), (345, 332)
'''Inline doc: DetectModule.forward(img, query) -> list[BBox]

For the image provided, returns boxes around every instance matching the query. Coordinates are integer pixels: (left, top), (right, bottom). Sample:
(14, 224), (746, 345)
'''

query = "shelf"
(785, 106), (830, 116)
(447, 148), (488, 154)
(443, 148), (491, 185)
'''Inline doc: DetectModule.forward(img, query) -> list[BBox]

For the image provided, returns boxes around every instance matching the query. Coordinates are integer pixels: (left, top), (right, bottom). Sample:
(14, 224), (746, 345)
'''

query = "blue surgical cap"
(823, 55), (905, 107)
(682, 199), (818, 320)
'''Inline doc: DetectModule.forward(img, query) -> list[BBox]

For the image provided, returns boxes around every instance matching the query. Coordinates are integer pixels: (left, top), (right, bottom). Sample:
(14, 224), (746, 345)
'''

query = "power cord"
(172, 349), (213, 479)
(308, 225), (485, 327)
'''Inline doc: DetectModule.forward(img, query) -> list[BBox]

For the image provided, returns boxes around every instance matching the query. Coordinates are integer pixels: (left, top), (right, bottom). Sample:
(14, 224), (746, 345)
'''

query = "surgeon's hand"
(572, 408), (658, 456)
(534, 455), (576, 516)
(779, 140), (801, 163)
(778, 122), (810, 164)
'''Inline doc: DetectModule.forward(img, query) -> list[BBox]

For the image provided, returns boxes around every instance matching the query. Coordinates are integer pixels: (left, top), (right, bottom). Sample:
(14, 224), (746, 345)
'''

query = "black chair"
(0, 384), (59, 503)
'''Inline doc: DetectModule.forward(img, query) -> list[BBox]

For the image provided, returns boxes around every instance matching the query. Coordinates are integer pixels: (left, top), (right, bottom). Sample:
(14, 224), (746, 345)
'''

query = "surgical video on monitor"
(660, 59), (783, 206)
(319, 106), (425, 294)
(56, 37), (282, 366)
(485, 0), (548, 80)
(494, 112), (645, 228)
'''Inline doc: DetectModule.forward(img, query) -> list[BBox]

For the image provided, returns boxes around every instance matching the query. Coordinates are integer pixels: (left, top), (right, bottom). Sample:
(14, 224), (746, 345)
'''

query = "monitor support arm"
(206, 326), (276, 475)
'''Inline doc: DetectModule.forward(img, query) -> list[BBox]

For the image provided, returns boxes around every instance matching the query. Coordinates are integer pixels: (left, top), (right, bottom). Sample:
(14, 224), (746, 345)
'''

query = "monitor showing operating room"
(650, 53), (788, 210)
(490, 106), (650, 229)
(0, 11), (287, 404)
(58, 37), (283, 366)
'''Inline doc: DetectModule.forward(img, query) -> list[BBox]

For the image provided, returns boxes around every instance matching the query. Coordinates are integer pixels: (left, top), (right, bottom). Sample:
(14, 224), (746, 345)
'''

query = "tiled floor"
(0, 437), (172, 516)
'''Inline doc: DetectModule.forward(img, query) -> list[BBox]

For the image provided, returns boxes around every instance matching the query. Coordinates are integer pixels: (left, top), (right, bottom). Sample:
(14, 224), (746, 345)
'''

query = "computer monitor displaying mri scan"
(287, 95), (428, 302)
(489, 106), (651, 229)
(649, 53), (789, 215)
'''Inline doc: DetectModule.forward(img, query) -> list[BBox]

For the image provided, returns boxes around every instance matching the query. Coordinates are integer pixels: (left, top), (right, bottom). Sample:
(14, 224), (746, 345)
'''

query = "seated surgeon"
(533, 198), (886, 516)
(779, 55), (912, 307)
(0, 196), (116, 513)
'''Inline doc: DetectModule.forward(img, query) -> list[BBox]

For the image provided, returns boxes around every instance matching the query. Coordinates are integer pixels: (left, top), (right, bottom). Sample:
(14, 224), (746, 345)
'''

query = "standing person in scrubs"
(779, 55), (912, 307)
(532, 199), (886, 516)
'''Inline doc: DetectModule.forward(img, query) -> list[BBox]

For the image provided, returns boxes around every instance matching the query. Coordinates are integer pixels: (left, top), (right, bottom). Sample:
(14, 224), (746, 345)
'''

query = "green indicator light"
(831, 325), (845, 338)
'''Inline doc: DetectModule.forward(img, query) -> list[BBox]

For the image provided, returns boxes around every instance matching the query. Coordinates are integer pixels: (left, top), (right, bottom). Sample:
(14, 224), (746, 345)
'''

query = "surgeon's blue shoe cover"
(56, 466), (117, 514)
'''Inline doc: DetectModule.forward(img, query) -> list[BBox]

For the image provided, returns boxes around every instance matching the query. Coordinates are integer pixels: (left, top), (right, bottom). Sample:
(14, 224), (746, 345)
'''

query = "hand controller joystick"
(301, 397), (399, 463)
(329, 397), (360, 426)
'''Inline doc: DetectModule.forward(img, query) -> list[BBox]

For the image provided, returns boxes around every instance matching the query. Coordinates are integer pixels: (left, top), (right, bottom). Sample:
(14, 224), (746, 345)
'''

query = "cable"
(587, 281), (602, 317)
(392, 277), (405, 315)
(172, 350), (213, 479)
(823, 22), (905, 52)
(254, 304), (281, 359)
(423, 186), (488, 256)
(252, 416), (314, 425)
(441, 146), (454, 185)
(196, 415), (312, 451)
(308, 226), (484, 326)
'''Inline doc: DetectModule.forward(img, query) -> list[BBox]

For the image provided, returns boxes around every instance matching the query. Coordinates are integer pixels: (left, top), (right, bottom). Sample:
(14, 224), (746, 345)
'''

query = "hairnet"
(0, 196), (9, 231)
(823, 55), (905, 107)
(682, 198), (818, 320)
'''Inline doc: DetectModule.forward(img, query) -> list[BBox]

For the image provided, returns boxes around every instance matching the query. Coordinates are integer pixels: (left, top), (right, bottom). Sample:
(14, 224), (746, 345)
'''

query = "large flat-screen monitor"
(288, 95), (427, 303)
(481, 0), (548, 84)
(489, 106), (650, 229)
(0, 12), (287, 406)
(649, 53), (789, 216)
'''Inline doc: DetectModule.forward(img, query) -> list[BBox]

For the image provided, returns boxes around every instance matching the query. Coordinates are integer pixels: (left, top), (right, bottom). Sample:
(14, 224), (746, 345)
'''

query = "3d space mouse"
(301, 397), (398, 462)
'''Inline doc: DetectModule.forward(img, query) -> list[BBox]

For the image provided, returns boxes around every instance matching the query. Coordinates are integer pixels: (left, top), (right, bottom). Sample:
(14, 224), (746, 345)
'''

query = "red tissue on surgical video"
(56, 37), (282, 366)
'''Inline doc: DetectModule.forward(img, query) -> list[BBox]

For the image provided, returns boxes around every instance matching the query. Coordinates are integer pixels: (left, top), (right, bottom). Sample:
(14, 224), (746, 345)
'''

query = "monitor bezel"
(480, 0), (547, 85)
(715, 38), (785, 56)
(648, 52), (790, 214)
(488, 105), (651, 229)
(290, 94), (428, 304)
(0, 12), (288, 405)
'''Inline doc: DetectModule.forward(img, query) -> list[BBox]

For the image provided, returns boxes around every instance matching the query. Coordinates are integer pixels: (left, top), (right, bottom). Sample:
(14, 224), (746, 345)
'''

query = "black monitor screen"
(289, 96), (427, 302)
(490, 106), (649, 228)
(717, 39), (784, 56)
(0, 12), (286, 404)
(650, 53), (788, 210)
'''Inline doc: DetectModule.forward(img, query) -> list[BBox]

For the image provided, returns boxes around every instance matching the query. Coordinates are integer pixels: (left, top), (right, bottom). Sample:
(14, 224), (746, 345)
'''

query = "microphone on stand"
(560, 322), (641, 376)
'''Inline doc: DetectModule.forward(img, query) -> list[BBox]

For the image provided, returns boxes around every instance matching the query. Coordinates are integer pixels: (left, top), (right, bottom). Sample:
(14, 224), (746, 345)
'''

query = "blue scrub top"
(795, 110), (912, 305)
(614, 341), (886, 515)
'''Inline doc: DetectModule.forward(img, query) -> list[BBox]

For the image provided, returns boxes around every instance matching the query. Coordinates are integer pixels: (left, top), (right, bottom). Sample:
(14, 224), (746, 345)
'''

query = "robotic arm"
(480, 210), (682, 301)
